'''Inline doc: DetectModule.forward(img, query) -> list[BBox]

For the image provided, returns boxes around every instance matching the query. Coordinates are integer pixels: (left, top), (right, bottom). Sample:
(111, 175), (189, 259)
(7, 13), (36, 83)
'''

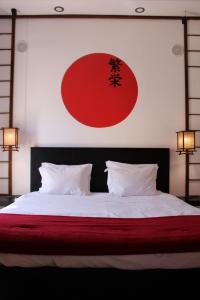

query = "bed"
(0, 147), (200, 297)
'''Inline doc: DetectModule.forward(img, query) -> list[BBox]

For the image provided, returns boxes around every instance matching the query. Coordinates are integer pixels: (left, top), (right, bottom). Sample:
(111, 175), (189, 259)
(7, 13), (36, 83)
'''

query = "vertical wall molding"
(0, 9), (16, 195)
(183, 17), (200, 202)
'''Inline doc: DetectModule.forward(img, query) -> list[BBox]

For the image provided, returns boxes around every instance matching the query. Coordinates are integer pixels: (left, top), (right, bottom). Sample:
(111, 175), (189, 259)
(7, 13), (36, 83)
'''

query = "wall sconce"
(176, 130), (196, 155)
(1, 127), (19, 151)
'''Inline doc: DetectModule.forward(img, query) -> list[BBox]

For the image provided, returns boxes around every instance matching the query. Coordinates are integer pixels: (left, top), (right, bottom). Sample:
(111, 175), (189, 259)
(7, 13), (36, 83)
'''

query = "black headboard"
(31, 147), (169, 193)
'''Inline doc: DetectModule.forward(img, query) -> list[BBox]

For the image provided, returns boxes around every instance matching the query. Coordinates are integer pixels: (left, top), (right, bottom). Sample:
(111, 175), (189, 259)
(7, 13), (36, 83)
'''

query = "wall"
(1, 18), (191, 195)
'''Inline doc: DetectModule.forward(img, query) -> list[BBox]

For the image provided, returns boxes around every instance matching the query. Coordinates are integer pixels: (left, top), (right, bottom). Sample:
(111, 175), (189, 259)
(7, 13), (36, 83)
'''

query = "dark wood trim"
(182, 17), (190, 201)
(0, 15), (11, 19)
(189, 179), (200, 181)
(189, 114), (200, 116)
(188, 66), (200, 68)
(188, 50), (200, 52)
(15, 14), (183, 20)
(186, 154), (189, 201)
(8, 8), (17, 195)
(0, 14), (199, 20)
(0, 12), (200, 20)
(0, 14), (183, 20)
(183, 17), (189, 131)
(8, 151), (12, 195)
(180, 17), (200, 20)
(9, 8), (16, 128)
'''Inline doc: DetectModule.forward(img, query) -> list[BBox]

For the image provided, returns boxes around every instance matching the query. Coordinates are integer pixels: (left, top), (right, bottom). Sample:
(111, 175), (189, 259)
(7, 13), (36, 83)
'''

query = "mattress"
(0, 192), (200, 270)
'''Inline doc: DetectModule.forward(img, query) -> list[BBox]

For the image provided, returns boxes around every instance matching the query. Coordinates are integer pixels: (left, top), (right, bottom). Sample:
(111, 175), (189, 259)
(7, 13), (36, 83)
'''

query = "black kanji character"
(109, 73), (122, 87)
(109, 58), (122, 73)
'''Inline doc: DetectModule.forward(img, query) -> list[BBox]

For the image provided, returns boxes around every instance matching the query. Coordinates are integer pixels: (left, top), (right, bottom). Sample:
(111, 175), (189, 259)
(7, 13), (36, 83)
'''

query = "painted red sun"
(61, 53), (138, 127)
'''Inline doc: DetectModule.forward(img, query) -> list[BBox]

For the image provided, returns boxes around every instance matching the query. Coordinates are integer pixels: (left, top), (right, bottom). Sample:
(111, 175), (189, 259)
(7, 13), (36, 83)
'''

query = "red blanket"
(0, 213), (200, 255)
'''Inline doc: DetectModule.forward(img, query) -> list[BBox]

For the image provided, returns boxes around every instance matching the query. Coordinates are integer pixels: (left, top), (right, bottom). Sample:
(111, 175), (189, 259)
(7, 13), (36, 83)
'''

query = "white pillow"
(106, 160), (158, 170)
(39, 163), (92, 195)
(41, 162), (69, 169)
(106, 162), (158, 196)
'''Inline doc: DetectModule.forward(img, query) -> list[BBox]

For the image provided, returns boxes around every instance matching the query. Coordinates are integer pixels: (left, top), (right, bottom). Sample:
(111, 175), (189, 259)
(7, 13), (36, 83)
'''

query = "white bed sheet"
(1, 192), (200, 270)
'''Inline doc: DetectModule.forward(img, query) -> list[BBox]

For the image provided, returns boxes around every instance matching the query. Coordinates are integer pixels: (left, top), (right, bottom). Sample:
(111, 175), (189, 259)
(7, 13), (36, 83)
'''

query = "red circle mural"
(61, 53), (138, 128)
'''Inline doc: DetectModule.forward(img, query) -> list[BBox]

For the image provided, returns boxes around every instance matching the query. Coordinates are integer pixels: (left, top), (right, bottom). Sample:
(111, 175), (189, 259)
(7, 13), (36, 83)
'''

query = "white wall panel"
(12, 19), (186, 196)
(0, 82), (10, 96)
(188, 20), (200, 35)
(0, 50), (11, 64)
(0, 35), (11, 49)
(188, 52), (200, 66)
(0, 66), (10, 80)
(0, 19), (11, 33)
(0, 180), (8, 194)
(0, 100), (9, 112)
(189, 68), (200, 97)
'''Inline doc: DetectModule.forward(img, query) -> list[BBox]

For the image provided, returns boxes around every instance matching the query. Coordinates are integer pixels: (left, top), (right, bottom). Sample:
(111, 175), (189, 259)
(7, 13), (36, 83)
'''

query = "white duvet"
(1, 192), (200, 270)
(1, 191), (200, 218)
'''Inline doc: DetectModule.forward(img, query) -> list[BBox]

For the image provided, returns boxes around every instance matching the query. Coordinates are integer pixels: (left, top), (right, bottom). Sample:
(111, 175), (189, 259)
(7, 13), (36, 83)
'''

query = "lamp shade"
(177, 130), (196, 154)
(1, 127), (19, 151)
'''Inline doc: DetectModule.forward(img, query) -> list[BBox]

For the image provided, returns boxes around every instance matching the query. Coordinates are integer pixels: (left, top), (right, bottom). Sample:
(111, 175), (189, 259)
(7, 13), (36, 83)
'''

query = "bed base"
(0, 267), (199, 298)
(0, 147), (177, 298)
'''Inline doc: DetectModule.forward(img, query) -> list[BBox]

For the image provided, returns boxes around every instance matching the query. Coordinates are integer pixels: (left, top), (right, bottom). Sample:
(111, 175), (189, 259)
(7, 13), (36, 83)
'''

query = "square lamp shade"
(1, 127), (19, 151)
(177, 130), (196, 155)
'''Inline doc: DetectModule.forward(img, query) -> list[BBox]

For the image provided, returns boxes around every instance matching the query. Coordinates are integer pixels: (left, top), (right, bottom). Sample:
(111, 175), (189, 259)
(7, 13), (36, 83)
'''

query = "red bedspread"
(0, 213), (200, 255)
